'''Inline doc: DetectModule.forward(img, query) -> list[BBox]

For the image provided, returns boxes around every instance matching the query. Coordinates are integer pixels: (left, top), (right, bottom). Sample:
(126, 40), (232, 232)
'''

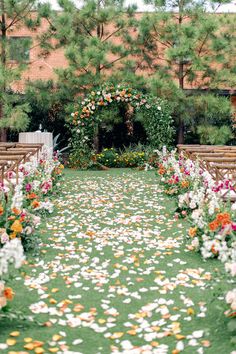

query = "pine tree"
(0, 0), (51, 141)
(139, 0), (236, 143)
(46, 0), (142, 102)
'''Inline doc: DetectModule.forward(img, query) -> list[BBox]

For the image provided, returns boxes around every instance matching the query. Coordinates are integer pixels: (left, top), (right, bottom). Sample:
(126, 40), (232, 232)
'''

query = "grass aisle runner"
(0, 169), (233, 354)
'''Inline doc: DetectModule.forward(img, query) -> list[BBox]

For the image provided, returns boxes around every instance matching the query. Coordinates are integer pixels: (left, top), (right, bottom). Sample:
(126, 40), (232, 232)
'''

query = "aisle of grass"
(0, 169), (233, 354)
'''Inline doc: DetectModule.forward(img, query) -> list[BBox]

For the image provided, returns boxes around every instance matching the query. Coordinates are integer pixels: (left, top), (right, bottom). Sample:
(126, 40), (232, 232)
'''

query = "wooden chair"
(0, 151), (28, 163)
(0, 143), (44, 186)
(8, 148), (38, 161)
(0, 154), (26, 184)
(0, 143), (16, 148)
(15, 143), (44, 158)
(0, 161), (8, 182)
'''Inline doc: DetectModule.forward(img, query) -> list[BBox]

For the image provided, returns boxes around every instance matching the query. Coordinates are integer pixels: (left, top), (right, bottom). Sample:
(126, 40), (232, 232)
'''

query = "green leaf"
(227, 319), (236, 333)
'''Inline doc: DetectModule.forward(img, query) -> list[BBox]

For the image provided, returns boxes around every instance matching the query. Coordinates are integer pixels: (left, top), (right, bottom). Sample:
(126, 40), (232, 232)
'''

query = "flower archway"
(69, 84), (174, 157)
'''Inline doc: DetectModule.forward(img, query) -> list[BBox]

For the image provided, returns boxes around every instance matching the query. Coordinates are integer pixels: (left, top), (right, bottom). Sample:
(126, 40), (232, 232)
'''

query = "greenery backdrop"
(0, 0), (236, 158)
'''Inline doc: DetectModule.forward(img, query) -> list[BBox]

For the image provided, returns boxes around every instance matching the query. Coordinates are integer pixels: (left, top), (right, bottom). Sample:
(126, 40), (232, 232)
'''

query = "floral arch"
(69, 84), (174, 156)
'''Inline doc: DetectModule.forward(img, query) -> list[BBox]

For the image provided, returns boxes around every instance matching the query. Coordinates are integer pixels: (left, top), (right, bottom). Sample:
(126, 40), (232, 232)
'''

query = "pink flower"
(0, 230), (9, 244)
(41, 180), (52, 194)
(25, 183), (32, 192)
(7, 171), (14, 179)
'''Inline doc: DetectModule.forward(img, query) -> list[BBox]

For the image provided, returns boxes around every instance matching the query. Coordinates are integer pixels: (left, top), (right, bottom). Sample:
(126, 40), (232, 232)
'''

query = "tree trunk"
(177, 61), (185, 144)
(93, 124), (99, 153)
(0, 1), (7, 142)
(177, 3), (185, 145)
(177, 119), (184, 144)
(0, 129), (7, 142)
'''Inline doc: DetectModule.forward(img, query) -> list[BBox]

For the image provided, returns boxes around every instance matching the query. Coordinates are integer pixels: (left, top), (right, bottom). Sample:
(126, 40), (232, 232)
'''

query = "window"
(9, 36), (31, 62)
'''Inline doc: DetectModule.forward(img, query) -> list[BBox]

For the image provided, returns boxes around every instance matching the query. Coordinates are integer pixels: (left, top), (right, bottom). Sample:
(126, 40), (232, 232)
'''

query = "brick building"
(7, 12), (236, 110)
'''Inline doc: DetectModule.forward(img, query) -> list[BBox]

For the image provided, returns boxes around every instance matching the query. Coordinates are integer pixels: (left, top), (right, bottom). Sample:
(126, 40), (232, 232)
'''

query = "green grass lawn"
(0, 169), (233, 354)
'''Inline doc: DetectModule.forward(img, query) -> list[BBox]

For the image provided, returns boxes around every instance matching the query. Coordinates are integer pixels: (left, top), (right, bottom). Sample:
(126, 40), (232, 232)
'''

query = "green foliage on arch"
(68, 84), (174, 167)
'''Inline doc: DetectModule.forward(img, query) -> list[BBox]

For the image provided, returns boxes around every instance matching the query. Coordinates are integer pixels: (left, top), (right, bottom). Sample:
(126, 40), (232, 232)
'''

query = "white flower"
(157, 106), (162, 110)
(191, 238), (200, 250)
(0, 239), (25, 277)
(225, 262), (236, 277)
(226, 289), (236, 304)
(24, 226), (33, 235)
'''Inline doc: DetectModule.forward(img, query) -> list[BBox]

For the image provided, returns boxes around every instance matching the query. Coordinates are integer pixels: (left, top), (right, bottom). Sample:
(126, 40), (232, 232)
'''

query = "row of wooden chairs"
(0, 143), (44, 184)
(177, 144), (236, 200)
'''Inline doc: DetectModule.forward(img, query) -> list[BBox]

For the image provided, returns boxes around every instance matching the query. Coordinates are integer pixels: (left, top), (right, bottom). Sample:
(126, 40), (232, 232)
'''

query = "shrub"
(197, 125), (233, 145)
(96, 148), (119, 168)
(118, 151), (146, 167)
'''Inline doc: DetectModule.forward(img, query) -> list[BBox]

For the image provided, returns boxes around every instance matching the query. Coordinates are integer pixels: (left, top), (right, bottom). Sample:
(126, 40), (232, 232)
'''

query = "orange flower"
(216, 212), (231, 226)
(158, 167), (166, 175)
(211, 244), (219, 256)
(32, 200), (40, 209)
(181, 180), (190, 188)
(10, 220), (23, 233)
(27, 193), (38, 200)
(209, 220), (219, 232)
(12, 207), (21, 215)
(0, 204), (4, 216)
(3, 287), (14, 301)
(188, 227), (197, 238)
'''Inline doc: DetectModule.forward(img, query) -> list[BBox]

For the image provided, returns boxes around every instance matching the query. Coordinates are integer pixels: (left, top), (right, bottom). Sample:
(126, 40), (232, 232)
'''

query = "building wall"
(6, 12), (236, 98)
(9, 17), (67, 92)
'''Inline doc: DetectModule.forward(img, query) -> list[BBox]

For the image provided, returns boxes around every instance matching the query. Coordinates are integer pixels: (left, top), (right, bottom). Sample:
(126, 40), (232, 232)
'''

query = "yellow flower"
(188, 227), (197, 238)
(9, 232), (17, 239)
(10, 220), (23, 234)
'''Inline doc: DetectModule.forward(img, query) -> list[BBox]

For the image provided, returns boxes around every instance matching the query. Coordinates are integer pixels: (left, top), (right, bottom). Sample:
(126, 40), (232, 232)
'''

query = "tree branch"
(102, 26), (123, 42)
(100, 54), (127, 70)
(6, 1), (34, 30)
